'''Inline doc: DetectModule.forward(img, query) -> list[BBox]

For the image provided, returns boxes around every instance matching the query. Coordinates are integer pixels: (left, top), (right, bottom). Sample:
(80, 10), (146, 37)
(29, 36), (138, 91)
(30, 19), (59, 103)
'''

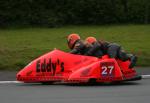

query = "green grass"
(0, 24), (150, 70)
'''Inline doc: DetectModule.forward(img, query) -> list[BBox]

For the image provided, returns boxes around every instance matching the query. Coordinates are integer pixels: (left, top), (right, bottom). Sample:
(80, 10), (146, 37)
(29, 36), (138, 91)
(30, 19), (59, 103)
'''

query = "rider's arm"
(70, 48), (79, 54)
(85, 42), (101, 56)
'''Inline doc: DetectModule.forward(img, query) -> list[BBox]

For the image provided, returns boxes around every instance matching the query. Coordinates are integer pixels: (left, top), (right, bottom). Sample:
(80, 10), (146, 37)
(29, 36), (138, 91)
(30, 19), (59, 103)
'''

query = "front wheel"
(88, 78), (97, 84)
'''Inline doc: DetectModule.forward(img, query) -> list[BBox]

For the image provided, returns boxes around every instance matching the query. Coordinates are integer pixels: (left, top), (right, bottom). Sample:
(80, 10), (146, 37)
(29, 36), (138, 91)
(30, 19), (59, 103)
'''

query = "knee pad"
(118, 51), (129, 61)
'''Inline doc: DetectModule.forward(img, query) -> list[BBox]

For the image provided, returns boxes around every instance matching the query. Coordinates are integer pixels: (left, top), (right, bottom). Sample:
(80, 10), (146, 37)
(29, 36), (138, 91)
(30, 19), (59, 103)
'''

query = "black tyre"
(41, 81), (55, 85)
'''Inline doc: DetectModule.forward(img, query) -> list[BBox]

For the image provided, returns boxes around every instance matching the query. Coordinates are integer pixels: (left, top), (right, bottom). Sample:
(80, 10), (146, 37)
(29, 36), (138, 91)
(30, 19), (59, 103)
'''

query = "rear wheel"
(41, 81), (55, 85)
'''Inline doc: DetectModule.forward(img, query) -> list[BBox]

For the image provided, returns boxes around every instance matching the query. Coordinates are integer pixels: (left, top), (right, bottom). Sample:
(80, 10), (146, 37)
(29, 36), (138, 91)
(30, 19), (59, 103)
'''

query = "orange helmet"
(67, 33), (80, 49)
(85, 37), (97, 44)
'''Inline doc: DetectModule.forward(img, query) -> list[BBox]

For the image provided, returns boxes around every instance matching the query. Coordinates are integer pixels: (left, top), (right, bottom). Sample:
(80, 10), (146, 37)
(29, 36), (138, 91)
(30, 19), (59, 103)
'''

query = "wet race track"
(0, 67), (150, 103)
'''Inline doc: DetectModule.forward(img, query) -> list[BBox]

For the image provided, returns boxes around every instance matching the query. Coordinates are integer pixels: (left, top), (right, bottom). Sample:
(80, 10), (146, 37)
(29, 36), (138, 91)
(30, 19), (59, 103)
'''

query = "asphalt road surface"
(0, 67), (150, 103)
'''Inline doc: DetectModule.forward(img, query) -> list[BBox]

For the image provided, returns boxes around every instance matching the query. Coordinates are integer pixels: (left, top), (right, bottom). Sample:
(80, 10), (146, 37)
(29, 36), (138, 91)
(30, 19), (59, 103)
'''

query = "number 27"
(101, 66), (114, 75)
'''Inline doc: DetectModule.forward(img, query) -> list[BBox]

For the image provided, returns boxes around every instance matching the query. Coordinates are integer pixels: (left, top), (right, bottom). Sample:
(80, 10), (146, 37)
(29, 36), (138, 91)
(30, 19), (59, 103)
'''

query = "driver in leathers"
(67, 33), (92, 55)
(85, 36), (137, 68)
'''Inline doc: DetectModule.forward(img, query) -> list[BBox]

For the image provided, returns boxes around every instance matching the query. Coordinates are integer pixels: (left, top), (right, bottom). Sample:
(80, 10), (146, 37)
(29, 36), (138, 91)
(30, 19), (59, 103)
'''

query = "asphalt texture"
(0, 67), (150, 103)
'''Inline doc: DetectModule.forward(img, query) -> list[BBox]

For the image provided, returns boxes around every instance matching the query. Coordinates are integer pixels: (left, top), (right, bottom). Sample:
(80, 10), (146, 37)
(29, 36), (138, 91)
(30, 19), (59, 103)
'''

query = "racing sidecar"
(16, 49), (141, 84)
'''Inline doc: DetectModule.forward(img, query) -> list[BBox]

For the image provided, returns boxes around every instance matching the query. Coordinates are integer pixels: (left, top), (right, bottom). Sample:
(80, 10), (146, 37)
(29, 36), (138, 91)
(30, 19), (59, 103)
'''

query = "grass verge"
(0, 24), (150, 70)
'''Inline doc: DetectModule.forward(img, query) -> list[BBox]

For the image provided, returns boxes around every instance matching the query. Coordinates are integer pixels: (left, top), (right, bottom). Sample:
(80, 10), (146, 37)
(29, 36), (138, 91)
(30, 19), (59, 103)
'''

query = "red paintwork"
(16, 49), (140, 83)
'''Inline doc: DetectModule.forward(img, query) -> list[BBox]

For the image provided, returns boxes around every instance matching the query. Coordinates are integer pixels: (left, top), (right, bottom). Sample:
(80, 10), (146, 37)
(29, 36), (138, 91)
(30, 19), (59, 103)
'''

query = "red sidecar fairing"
(16, 49), (141, 83)
(16, 49), (98, 83)
(67, 55), (140, 83)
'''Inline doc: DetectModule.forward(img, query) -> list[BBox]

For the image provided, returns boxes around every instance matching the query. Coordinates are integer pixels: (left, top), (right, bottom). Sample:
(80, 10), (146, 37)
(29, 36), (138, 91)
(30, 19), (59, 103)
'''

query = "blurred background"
(0, 0), (150, 70)
(0, 0), (150, 27)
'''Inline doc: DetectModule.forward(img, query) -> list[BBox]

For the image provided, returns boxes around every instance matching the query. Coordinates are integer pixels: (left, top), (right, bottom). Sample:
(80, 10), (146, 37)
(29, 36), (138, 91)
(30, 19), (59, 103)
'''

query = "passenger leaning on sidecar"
(67, 33), (92, 55)
(84, 37), (104, 58)
(85, 36), (137, 68)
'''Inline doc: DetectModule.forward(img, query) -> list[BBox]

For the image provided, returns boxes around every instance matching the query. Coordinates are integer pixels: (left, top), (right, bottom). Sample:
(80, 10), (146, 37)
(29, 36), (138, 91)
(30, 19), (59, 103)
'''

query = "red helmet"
(67, 33), (80, 49)
(85, 37), (97, 44)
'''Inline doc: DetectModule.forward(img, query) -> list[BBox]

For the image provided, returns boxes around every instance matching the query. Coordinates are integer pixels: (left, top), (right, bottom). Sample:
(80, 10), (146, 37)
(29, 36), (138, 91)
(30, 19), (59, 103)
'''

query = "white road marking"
(142, 75), (150, 79)
(0, 75), (150, 84)
(0, 81), (22, 84)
